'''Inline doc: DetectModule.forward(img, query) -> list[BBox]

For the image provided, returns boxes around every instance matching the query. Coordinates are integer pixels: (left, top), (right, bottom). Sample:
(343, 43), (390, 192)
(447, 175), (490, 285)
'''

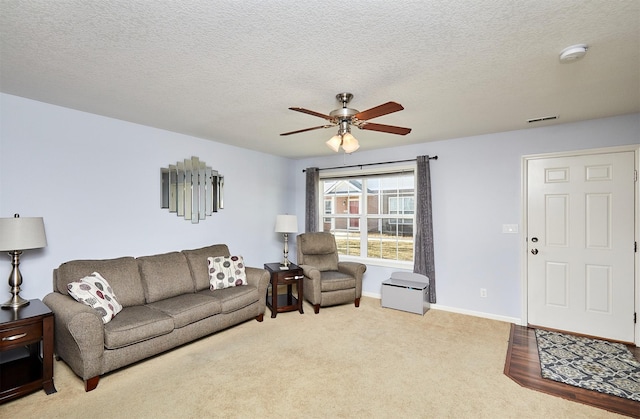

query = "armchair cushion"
(297, 232), (338, 271)
(319, 271), (356, 292)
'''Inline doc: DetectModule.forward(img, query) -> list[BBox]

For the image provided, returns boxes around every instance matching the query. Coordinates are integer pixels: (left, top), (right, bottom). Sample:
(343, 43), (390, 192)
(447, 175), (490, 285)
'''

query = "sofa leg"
(354, 298), (360, 308)
(313, 304), (320, 314)
(85, 376), (100, 392)
(255, 313), (264, 322)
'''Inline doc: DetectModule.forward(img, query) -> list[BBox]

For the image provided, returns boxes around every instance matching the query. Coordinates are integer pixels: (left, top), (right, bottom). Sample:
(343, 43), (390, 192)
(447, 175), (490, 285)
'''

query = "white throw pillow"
(208, 256), (248, 290)
(67, 272), (123, 323)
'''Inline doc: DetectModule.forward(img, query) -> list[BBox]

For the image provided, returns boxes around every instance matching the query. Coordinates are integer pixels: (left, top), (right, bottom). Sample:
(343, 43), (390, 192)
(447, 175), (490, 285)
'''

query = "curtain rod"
(302, 156), (438, 172)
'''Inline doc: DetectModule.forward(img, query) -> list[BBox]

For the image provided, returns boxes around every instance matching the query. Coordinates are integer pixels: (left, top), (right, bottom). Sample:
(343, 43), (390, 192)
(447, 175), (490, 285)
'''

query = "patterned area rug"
(535, 329), (640, 402)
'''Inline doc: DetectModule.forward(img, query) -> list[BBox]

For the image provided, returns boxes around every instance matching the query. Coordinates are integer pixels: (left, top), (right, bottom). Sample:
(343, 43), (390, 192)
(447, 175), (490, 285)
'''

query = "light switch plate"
(502, 224), (519, 233)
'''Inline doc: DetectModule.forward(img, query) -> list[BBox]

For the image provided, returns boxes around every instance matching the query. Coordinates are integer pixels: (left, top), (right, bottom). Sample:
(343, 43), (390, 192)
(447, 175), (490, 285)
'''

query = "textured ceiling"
(1, 1), (638, 159)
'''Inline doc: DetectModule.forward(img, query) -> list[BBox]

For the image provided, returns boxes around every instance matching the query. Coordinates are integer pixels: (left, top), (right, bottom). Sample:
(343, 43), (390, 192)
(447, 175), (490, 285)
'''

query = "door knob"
(531, 237), (538, 242)
(531, 249), (538, 255)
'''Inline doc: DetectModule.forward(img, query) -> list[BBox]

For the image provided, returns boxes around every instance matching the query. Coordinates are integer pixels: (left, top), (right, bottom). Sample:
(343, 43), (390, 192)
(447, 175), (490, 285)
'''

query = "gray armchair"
(296, 232), (367, 314)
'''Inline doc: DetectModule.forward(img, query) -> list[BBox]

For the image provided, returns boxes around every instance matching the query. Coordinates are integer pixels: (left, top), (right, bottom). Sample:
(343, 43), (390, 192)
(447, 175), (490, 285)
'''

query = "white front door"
(527, 151), (636, 342)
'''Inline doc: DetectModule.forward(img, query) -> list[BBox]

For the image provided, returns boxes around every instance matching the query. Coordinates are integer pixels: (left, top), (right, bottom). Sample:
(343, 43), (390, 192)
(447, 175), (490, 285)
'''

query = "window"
(323, 199), (333, 223)
(320, 170), (415, 263)
(389, 196), (414, 225)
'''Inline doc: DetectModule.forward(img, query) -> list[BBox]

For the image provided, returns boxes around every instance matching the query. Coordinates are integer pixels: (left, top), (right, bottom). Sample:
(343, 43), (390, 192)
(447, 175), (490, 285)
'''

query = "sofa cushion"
(208, 256), (248, 290)
(199, 285), (259, 314)
(104, 305), (174, 350)
(67, 272), (123, 323)
(182, 244), (231, 291)
(146, 294), (222, 329)
(56, 257), (145, 307)
(138, 252), (195, 303)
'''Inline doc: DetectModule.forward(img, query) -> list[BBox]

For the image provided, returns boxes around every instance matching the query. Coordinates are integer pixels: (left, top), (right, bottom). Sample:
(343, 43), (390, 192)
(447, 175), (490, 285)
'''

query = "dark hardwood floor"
(504, 324), (640, 418)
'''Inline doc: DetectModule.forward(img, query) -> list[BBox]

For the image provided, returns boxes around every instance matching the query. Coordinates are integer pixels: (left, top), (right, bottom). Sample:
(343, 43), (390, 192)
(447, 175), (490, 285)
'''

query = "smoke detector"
(559, 44), (588, 63)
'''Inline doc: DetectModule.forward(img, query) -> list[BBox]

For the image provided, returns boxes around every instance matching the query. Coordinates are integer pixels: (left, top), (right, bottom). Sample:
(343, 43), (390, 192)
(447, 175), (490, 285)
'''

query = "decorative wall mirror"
(161, 157), (224, 223)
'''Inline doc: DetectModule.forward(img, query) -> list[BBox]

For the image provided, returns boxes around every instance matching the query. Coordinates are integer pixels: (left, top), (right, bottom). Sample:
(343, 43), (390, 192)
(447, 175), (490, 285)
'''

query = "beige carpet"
(2, 297), (624, 418)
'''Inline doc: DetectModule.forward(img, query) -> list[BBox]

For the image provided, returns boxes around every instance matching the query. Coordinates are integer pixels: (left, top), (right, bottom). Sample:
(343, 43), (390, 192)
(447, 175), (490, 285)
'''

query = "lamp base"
(1, 294), (30, 309)
(2, 250), (30, 309)
(281, 233), (291, 267)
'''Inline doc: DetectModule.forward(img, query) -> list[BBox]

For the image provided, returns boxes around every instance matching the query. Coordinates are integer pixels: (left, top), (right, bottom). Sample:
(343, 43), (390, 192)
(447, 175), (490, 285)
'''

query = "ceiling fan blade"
(359, 122), (412, 136)
(280, 125), (334, 136)
(289, 107), (334, 121)
(354, 102), (404, 121)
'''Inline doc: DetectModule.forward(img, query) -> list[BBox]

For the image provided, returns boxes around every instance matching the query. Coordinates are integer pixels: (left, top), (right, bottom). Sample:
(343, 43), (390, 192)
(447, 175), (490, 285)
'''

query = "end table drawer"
(0, 323), (42, 349)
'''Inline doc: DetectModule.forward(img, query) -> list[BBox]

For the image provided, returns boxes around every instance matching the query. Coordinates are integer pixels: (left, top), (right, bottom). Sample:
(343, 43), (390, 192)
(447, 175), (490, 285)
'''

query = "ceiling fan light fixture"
(341, 133), (359, 153)
(326, 135), (342, 152)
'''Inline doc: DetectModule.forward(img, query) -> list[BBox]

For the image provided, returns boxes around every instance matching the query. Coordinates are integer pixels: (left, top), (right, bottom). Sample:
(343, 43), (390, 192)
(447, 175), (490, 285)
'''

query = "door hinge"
(635, 312), (637, 324)
(636, 241), (638, 253)
(635, 169), (638, 182)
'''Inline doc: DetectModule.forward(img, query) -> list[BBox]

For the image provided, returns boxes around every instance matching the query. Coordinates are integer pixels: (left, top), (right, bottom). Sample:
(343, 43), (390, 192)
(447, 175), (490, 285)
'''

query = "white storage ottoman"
(381, 272), (430, 315)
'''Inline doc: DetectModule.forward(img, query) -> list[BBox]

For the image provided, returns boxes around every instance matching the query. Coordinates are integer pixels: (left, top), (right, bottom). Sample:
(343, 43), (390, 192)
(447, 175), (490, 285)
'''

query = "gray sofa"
(43, 244), (270, 392)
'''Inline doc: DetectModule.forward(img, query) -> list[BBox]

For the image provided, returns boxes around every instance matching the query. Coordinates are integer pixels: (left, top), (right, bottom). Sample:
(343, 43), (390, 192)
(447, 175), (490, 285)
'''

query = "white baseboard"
(362, 291), (522, 325)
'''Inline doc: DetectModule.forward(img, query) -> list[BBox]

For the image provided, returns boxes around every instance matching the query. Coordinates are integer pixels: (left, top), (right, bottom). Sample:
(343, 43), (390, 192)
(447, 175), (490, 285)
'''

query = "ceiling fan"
(280, 93), (412, 153)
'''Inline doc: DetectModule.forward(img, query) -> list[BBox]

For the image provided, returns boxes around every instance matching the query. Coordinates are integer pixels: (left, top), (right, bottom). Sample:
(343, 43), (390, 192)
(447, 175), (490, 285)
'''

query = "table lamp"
(0, 214), (47, 309)
(274, 214), (298, 267)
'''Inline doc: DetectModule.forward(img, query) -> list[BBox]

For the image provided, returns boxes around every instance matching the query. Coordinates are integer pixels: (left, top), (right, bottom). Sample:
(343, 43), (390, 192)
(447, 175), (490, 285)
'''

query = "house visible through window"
(321, 170), (415, 263)
(389, 196), (414, 225)
(323, 200), (333, 223)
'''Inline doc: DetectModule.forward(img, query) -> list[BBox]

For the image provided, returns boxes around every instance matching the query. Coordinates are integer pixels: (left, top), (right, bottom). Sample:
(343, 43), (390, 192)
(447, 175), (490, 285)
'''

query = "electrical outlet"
(480, 288), (487, 298)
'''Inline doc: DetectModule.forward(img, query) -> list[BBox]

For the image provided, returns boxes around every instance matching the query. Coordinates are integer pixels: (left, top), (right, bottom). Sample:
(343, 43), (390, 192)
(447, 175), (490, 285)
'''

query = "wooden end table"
(264, 263), (304, 318)
(0, 299), (56, 403)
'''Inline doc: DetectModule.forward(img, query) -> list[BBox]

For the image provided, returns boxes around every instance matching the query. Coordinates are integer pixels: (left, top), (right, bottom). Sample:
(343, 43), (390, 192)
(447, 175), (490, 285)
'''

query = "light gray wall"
(0, 93), (292, 301)
(293, 113), (639, 321)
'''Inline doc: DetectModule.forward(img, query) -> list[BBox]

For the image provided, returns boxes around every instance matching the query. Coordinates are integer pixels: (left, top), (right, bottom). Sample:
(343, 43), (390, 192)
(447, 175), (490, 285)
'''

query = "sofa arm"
(43, 292), (105, 380)
(245, 267), (270, 314)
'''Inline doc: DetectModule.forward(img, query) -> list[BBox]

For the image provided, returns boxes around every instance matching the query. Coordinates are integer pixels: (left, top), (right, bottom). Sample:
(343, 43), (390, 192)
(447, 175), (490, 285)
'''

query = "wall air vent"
(528, 115), (559, 123)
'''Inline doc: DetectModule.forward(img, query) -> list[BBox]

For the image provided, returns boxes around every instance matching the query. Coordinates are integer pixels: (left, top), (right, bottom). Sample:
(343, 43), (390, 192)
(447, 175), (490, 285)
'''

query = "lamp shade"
(341, 133), (360, 153)
(326, 135), (342, 152)
(0, 216), (47, 251)
(275, 214), (298, 233)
